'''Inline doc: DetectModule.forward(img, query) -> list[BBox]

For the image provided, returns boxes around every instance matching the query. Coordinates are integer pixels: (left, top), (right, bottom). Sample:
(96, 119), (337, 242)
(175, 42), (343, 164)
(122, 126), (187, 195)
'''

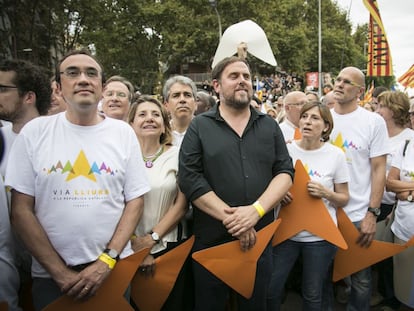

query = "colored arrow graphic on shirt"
(192, 220), (280, 299)
(130, 236), (195, 311)
(43, 248), (150, 311)
(332, 208), (414, 282)
(272, 160), (348, 250)
(66, 150), (97, 182)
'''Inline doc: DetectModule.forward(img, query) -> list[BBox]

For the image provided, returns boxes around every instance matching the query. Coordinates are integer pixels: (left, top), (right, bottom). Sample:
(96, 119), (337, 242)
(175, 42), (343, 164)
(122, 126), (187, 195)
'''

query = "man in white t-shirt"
(279, 91), (307, 142)
(5, 50), (150, 311)
(163, 75), (197, 147)
(0, 58), (52, 311)
(330, 66), (390, 311)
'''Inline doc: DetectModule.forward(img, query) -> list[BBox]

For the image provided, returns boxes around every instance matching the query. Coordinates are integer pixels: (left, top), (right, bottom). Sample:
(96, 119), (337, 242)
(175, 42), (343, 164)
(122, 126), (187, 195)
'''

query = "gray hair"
(104, 75), (134, 102)
(162, 75), (197, 101)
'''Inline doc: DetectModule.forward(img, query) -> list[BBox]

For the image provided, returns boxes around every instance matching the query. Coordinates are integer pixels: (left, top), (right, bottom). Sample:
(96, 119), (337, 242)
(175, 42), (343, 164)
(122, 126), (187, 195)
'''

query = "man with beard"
(163, 75), (197, 147)
(178, 56), (294, 311)
(0, 59), (51, 311)
(0, 59), (51, 176)
(330, 66), (389, 311)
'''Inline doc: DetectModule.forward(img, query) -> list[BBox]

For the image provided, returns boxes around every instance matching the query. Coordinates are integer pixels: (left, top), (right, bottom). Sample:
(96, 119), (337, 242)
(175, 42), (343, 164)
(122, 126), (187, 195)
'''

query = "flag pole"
(318, 0), (322, 97)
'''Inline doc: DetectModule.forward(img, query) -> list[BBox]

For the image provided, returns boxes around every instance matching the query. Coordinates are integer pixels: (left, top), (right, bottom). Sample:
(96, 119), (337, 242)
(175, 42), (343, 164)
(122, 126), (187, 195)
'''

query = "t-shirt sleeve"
(5, 132), (35, 196)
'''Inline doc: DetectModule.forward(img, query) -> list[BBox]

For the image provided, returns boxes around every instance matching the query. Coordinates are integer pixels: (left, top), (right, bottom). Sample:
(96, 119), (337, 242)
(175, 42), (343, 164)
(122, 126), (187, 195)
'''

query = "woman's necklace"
(142, 145), (164, 168)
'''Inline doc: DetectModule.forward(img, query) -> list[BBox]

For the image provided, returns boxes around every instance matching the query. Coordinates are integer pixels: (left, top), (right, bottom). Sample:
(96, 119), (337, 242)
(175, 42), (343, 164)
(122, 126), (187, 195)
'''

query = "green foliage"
(1, 0), (387, 93)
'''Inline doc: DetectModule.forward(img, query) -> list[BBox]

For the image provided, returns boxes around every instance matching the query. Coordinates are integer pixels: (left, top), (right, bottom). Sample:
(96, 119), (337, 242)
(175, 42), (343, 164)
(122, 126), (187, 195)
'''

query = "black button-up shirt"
(179, 104), (294, 247)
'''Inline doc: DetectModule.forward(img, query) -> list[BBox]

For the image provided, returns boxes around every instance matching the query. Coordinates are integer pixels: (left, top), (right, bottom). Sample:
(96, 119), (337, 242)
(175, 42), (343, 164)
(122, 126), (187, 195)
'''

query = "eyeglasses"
(335, 77), (362, 88)
(0, 84), (18, 93)
(59, 67), (101, 79)
(286, 102), (306, 107)
(104, 91), (128, 98)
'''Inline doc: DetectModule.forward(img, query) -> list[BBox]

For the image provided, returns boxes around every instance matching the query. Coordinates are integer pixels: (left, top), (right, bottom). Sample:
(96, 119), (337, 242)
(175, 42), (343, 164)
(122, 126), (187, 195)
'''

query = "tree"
(1, 0), (378, 93)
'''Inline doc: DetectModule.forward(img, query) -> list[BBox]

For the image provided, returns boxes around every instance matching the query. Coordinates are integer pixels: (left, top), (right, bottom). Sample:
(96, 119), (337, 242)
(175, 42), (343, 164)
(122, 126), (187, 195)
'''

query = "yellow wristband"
(98, 253), (117, 269)
(253, 201), (265, 218)
(131, 234), (137, 240)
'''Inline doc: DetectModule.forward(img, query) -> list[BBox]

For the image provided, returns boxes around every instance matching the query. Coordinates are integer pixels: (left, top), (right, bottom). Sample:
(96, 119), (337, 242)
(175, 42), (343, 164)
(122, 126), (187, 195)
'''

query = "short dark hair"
(55, 49), (105, 85)
(372, 86), (388, 98)
(0, 59), (51, 115)
(211, 56), (251, 81)
(300, 101), (334, 142)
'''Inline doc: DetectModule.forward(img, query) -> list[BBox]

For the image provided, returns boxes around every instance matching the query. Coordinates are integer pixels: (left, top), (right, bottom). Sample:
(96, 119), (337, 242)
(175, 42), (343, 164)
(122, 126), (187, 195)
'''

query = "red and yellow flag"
(398, 64), (414, 89)
(363, 0), (393, 77)
(360, 81), (375, 105)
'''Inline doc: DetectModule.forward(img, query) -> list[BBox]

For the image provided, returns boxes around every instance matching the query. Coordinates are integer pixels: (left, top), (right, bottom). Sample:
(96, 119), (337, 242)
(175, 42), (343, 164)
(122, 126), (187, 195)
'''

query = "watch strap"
(367, 207), (380, 216)
(104, 248), (120, 260)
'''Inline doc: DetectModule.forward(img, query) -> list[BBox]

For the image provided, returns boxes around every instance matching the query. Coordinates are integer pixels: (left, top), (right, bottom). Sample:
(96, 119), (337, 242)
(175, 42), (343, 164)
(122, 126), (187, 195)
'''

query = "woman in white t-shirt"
(269, 102), (349, 310)
(375, 90), (414, 309)
(128, 95), (191, 310)
(386, 133), (414, 309)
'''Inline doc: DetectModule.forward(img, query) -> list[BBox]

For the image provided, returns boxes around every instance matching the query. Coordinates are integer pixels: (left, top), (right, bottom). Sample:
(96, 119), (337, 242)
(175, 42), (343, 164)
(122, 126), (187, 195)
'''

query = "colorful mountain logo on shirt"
(331, 133), (359, 152)
(45, 150), (115, 182)
(303, 163), (322, 178)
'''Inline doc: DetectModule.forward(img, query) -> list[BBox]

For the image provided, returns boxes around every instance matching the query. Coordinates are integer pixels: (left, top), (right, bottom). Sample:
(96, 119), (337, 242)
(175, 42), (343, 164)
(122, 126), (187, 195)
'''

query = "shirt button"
(245, 175), (249, 178)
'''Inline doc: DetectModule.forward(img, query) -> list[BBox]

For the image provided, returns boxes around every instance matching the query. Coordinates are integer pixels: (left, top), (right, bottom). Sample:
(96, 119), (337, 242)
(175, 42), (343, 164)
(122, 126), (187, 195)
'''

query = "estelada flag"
(398, 64), (414, 89)
(363, 0), (393, 77)
(360, 81), (374, 105)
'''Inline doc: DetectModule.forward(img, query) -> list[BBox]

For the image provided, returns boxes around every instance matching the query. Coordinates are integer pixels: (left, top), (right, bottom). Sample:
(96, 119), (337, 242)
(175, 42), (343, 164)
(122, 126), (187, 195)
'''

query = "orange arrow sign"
(333, 207), (414, 282)
(192, 220), (280, 299)
(43, 248), (150, 311)
(130, 236), (195, 311)
(293, 127), (302, 140)
(272, 160), (347, 250)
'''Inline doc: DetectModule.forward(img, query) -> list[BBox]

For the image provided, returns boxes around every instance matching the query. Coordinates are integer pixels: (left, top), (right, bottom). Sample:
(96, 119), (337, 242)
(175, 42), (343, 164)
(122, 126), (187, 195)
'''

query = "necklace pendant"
(145, 160), (153, 168)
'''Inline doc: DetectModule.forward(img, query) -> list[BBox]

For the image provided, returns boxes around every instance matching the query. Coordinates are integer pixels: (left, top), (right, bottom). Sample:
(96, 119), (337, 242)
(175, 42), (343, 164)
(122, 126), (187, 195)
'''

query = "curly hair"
(0, 59), (51, 115)
(377, 91), (410, 127)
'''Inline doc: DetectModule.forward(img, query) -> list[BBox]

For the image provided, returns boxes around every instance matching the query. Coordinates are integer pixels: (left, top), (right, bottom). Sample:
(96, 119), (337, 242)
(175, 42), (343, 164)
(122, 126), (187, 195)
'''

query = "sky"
(336, 0), (414, 90)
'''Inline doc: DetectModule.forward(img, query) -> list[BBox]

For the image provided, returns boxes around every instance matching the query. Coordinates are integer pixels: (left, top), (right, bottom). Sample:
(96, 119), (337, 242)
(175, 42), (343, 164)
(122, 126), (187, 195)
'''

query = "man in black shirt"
(178, 56), (294, 311)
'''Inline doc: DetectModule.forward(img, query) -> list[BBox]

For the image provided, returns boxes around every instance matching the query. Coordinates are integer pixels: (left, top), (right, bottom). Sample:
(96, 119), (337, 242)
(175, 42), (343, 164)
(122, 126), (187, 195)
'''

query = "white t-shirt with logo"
(330, 107), (390, 222)
(285, 141), (349, 242)
(5, 113), (150, 277)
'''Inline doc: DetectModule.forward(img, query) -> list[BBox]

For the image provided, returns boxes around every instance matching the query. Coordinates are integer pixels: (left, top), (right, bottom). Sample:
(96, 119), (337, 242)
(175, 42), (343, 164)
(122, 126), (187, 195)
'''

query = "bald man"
(321, 91), (336, 109)
(330, 67), (390, 311)
(278, 91), (308, 142)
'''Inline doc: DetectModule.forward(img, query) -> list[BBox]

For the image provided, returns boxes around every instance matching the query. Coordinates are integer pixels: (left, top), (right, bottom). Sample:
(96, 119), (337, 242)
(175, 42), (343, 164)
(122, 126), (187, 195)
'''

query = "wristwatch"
(150, 230), (160, 243)
(367, 207), (381, 217)
(103, 248), (120, 260)
(407, 191), (413, 202)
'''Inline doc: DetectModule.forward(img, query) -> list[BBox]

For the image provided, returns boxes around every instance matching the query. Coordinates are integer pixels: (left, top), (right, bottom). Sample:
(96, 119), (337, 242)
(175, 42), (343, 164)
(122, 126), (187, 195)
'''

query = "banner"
(363, 0), (393, 77)
(398, 64), (414, 89)
(306, 72), (319, 89)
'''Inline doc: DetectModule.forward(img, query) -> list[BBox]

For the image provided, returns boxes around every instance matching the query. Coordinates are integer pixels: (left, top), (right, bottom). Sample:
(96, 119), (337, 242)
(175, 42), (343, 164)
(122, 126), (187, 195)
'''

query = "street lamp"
(208, 0), (222, 40)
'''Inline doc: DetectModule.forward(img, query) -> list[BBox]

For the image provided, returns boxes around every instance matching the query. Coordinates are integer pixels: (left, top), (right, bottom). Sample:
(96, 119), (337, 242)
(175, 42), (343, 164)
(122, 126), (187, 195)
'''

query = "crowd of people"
(0, 49), (414, 311)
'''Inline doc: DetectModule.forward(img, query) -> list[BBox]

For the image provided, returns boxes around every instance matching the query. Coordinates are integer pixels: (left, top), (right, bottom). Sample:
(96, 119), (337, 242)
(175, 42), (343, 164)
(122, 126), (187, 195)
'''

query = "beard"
(223, 92), (252, 110)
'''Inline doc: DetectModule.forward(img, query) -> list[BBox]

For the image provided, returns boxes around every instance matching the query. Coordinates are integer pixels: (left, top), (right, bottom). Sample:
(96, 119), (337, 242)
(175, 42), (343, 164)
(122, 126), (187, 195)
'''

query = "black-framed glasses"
(335, 77), (362, 88)
(59, 67), (101, 79)
(0, 84), (18, 93)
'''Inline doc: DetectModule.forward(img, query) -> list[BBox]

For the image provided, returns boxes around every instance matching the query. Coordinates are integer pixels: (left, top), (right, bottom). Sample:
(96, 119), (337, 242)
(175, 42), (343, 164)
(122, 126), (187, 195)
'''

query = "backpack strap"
(403, 139), (410, 157)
